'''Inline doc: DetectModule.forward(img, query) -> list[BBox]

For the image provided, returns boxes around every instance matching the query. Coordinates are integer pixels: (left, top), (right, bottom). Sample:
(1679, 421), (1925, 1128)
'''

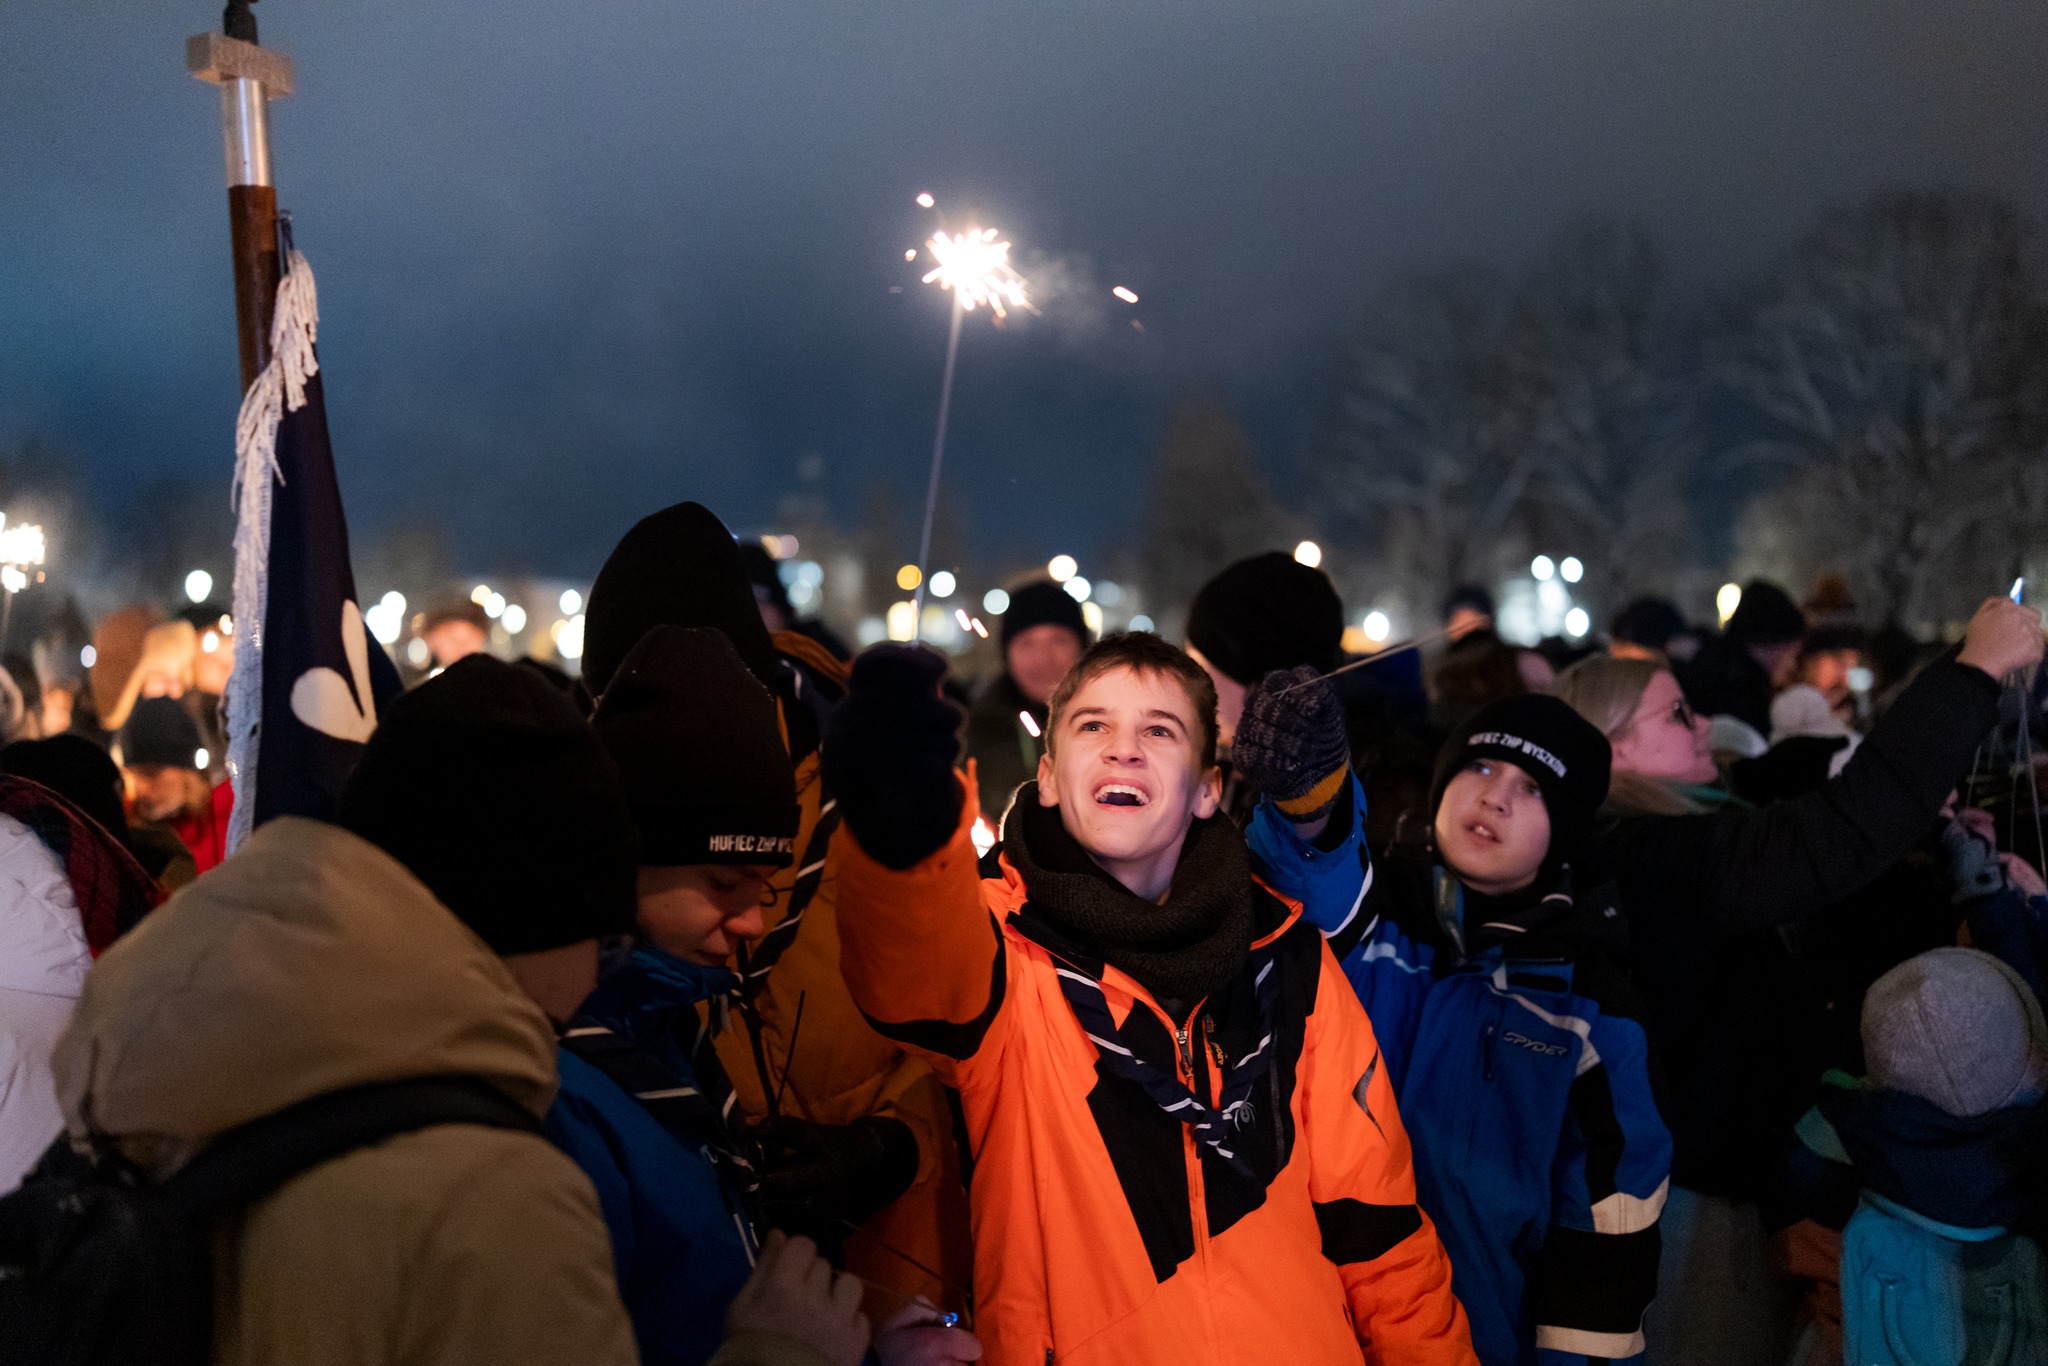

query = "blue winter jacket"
(545, 946), (757, 1366)
(1250, 776), (1671, 1366)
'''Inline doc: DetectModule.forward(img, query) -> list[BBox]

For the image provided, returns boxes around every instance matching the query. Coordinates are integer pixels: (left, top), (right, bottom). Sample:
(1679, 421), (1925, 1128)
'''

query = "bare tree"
(1725, 191), (2048, 627)
(1313, 266), (1550, 623)
(1518, 226), (1705, 619)
(1143, 399), (1291, 628)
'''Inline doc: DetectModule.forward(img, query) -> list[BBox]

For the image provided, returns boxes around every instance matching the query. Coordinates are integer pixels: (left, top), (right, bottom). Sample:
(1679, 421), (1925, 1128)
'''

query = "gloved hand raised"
(1231, 665), (1351, 825)
(822, 644), (965, 869)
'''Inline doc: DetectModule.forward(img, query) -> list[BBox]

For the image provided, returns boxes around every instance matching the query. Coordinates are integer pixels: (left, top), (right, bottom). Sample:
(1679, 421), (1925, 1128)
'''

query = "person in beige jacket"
(49, 811), (643, 1366)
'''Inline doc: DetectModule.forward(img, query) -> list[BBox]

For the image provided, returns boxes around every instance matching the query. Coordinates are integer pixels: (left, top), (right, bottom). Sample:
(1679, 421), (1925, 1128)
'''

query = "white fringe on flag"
(225, 250), (319, 856)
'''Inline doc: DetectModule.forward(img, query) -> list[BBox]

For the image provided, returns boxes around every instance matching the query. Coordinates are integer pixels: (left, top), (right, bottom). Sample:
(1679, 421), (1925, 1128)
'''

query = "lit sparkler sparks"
(922, 228), (1031, 319)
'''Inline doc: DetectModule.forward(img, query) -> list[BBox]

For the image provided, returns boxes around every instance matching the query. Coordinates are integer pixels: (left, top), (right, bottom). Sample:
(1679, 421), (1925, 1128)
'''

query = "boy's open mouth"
(1464, 820), (1500, 844)
(1095, 782), (1151, 808)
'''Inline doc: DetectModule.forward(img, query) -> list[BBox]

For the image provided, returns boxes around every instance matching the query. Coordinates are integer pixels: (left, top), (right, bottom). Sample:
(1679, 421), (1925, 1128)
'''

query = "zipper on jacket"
(1175, 1023), (1193, 1077)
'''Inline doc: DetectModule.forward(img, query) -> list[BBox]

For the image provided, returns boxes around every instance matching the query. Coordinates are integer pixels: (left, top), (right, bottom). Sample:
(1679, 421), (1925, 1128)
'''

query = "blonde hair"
(1552, 654), (1709, 816)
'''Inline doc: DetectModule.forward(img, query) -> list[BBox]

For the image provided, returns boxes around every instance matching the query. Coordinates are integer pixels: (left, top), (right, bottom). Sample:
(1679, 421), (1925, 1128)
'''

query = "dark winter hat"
(1863, 947), (2047, 1118)
(1, 736), (130, 844)
(1001, 580), (1089, 651)
(1430, 693), (1612, 861)
(118, 697), (204, 771)
(593, 626), (799, 868)
(582, 502), (780, 699)
(1184, 552), (1344, 686)
(336, 655), (637, 956)
(1610, 598), (1686, 652)
(1726, 580), (1805, 647)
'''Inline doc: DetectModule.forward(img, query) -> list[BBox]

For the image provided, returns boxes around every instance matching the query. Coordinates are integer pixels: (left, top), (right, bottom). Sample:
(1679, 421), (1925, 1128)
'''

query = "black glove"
(1232, 665), (1352, 823)
(822, 644), (964, 869)
(750, 1115), (921, 1241)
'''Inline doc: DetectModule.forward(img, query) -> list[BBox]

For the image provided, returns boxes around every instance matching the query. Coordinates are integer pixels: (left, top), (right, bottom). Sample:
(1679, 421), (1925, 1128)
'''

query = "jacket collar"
(577, 941), (738, 1046)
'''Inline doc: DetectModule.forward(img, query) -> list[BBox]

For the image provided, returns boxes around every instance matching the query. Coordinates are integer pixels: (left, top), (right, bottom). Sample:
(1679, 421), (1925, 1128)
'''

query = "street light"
(1531, 555), (1556, 581)
(1294, 541), (1323, 569)
(1560, 556), (1583, 584)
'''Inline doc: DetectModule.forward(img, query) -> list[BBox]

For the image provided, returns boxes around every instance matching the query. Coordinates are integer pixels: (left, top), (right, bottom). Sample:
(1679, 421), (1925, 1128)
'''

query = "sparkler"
(910, 203), (1031, 635)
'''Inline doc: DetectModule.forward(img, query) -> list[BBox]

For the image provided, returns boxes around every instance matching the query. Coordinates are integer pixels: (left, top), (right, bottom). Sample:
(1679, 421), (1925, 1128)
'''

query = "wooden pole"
(188, 30), (295, 393)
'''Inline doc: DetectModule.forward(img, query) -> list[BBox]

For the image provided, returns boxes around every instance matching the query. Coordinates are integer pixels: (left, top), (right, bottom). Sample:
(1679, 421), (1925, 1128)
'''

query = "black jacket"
(1581, 658), (2003, 1196)
(962, 673), (1044, 826)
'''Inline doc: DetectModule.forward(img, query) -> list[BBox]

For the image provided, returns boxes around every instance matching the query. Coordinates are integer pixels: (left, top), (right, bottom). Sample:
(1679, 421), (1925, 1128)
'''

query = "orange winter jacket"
(835, 785), (1477, 1366)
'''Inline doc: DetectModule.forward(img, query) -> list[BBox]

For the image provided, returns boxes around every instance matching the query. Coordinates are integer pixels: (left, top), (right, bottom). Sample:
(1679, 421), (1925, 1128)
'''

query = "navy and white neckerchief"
(1054, 936), (1283, 1171)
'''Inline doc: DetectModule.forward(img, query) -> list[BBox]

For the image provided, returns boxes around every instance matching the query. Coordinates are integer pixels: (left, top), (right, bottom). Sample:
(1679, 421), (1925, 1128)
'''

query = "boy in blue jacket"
(1241, 674), (1669, 1366)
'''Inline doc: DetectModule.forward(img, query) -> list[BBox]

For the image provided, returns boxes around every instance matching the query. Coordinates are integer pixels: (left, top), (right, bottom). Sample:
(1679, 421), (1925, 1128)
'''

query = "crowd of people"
(0, 500), (2044, 1366)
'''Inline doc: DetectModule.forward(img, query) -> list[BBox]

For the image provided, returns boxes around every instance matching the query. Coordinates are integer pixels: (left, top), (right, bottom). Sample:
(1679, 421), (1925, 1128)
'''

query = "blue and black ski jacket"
(1251, 777), (1670, 1366)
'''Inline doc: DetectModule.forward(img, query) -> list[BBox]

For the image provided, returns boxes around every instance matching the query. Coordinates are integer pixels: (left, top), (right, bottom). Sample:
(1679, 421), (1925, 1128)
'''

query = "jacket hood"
(53, 817), (558, 1162)
(576, 942), (737, 1048)
(0, 812), (91, 1000)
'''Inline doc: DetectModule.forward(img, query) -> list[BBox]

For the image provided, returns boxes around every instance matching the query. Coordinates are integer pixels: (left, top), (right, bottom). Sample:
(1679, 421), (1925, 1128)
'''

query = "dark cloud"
(3, 1), (2044, 575)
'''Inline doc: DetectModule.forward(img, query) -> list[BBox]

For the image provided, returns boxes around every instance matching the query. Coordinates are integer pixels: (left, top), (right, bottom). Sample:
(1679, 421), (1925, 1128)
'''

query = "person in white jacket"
(0, 775), (160, 1191)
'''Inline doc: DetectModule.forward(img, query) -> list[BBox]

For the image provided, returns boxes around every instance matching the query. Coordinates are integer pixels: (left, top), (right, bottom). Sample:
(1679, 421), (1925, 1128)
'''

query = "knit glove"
(1941, 812), (2007, 903)
(821, 644), (964, 870)
(750, 1115), (922, 1239)
(1233, 665), (1351, 823)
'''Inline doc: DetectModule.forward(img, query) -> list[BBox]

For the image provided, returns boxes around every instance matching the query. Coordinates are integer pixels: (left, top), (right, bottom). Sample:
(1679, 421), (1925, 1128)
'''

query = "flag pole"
(187, 0), (295, 393)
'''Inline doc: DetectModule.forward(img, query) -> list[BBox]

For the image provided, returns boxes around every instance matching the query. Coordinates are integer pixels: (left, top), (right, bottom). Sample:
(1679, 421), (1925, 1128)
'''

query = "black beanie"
(1430, 693), (1612, 863)
(594, 626), (800, 868)
(737, 541), (797, 624)
(1, 736), (130, 843)
(118, 697), (204, 771)
(582, 502), (781, 699)
(1184, 552), (1344, 686)
(1001, 580), (1089, 651)
(1610, 598), (1686, 651)
(1726, 580), (1805, 647)
(336, 656), (637, 956)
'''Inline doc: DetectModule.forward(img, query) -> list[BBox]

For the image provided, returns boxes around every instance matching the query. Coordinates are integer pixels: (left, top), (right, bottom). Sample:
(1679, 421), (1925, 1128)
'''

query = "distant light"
(1364, 611), (1391, 643)
(201, 631), (220, 654)
(915, 192), (935, 208)
(405, 637), (430, 668)
(983, 588), (1010, 615)
(80, 645), (96, 669)
(364, 595), (404, 645)
(194, 748), (210, 770)
(760, 533), (799, 559)
(470, 584), (492, 605)
(1047, 554), (1078, 582)
(184, 570), (213, 603)
(483, 592), (506, 619)
(557, 613), (586, 661)
(1847, 666), (1874, 693)
(1096, 580), (1123, 606)
(559, 588), (583, 615)
(971, 617), (989, 639)
(886, 601), (918, 641)
(856, 616), (887, 647)
(1293, 541), (1323, 569)
(1532, 556), (1555, 581)
(502, 604), (528, 634)
(1018, 710), (1042, 739)
(1081, 601), (1104, 634)
(218, 614), (234, 635)
(1129, 614), (1155, 633)
(1560, 556), (1584, 584)
(970, 816), (998, 858)
(792, 560), (824, 587)
(1716, 582), (1743, 625)
(905, 249), (918, 262)
(896, 564), (923, 591)
(3, 566), (30, 595)
(1064, 575), (1091, 602)
(929, 570), (956, 598)
(1112, 286), (1140, 304)
(955, 608), (973, 632)
(1565, 607), (1590, 639)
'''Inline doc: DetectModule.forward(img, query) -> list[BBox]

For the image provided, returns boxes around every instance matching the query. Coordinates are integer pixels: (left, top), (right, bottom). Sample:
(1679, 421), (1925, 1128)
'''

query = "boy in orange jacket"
(823, 633), (1475, 1366)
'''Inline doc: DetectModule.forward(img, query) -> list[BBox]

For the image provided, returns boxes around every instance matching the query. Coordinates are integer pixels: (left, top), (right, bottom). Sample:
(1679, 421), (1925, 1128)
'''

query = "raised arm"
(824, 646), (1009, 1081)
(1610, 597), (2041, 937)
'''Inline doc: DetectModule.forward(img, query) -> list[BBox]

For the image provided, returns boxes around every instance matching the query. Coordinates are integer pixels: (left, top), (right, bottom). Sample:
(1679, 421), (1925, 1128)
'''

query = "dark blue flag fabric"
(226, 249), (402, 852)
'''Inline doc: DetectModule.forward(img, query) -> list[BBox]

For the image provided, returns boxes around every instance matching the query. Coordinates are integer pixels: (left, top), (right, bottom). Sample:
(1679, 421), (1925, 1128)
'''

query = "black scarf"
(1003, 781), (1254, 1008)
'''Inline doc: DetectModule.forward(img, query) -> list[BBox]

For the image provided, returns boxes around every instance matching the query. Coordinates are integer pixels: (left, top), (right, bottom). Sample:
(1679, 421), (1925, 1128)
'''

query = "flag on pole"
(225, 246), (401, 853)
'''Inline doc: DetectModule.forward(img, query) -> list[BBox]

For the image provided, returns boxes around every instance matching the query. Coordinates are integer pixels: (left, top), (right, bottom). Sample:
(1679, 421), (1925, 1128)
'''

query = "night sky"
(6, 1), (2045, 580)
